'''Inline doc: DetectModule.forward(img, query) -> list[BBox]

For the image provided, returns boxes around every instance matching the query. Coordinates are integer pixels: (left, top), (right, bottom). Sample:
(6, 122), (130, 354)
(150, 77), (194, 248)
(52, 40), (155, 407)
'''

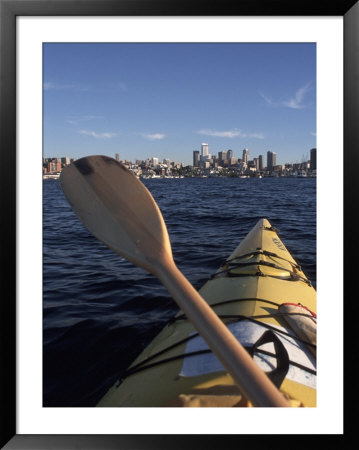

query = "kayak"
(97, 218), (316, 407)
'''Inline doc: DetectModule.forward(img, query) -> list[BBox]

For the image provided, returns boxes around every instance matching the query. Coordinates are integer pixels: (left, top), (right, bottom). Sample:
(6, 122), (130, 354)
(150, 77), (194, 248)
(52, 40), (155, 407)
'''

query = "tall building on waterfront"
(115, 153), (120, 161)
(242, 148), (249, 164)
(47, 159), (61, 173)
(201, 143), (209, 157)
(267, 151), (276, 171)
(259, 155), (264, 171)
(61, 156), (70, 165)
(226, 149), (233, 161)
(218, 150), (227, 163)
(310, 148), (316, 170)
(193, 150), (200, 167)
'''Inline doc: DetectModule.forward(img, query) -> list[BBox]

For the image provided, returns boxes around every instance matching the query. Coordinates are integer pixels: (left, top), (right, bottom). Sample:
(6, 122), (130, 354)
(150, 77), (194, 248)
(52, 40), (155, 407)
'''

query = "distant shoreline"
(43, 172), (316, 180)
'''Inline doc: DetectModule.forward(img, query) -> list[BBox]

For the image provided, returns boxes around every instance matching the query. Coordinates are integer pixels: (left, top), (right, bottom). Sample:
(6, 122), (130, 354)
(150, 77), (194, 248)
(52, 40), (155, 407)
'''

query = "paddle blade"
(60, 155), (173, 274)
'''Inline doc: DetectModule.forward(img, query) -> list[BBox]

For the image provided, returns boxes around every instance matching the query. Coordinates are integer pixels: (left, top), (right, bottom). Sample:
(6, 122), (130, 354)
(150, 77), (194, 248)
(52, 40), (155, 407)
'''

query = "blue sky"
(43, 43), (316, 166)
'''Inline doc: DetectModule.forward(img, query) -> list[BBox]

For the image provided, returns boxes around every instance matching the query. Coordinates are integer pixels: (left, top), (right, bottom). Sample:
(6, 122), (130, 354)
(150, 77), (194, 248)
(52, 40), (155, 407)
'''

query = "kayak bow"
(98, 218), (316, 407)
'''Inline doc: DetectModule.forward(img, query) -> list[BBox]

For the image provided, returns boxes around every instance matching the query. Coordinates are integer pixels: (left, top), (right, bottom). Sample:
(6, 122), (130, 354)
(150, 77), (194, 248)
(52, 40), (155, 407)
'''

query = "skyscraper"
(61, 156), (71, 165)
(258, 155), (264, 171)
(193, 150), (200, 167)
(201, 143), (209, 157)
(226, 149), (233, 161)
(310, 148), (316, 170)
(218, 150), (227, 163)
(242, 148), (249, 164)
(267, 151), (276, 171)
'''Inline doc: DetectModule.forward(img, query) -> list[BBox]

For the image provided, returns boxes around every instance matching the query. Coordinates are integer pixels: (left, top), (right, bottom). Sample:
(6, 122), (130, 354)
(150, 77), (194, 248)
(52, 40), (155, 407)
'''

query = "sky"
(43, 43), (316, 166)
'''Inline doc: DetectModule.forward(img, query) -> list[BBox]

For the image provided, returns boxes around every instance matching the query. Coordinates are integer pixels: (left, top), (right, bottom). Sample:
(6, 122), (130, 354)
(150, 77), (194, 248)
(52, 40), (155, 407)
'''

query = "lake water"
(43, 176), (316, 406)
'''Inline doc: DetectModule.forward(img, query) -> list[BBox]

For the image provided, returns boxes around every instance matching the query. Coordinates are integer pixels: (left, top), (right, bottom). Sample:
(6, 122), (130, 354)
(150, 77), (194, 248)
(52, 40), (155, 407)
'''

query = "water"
(43, 176), (316, 406)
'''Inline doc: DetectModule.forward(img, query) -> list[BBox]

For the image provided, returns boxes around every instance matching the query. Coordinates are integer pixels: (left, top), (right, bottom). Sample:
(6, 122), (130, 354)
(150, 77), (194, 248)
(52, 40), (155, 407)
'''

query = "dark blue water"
(43, 177), (316, 407)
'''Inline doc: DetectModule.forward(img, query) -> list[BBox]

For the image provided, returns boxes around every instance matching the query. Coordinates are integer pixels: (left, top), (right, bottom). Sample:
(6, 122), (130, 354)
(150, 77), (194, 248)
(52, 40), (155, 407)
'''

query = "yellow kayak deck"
(97, 218), (316, 407)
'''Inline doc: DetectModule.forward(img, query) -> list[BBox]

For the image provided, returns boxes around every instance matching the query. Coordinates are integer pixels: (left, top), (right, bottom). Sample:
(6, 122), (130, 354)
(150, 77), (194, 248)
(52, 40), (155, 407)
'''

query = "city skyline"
(43, 43), (316, 166)
(44, 145), (315, 168)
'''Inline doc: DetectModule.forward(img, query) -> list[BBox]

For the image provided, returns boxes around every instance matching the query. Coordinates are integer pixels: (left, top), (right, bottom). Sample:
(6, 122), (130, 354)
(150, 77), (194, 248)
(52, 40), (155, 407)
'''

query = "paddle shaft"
(156, 260), (290, 407)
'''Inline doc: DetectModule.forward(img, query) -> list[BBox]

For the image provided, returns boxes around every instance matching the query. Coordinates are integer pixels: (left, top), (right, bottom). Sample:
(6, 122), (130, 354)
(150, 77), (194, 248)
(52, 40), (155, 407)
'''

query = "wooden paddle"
(60, 155), (290, 407)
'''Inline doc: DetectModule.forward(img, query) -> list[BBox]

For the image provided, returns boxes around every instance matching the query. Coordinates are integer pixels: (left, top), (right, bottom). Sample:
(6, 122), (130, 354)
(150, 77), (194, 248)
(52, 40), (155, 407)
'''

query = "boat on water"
(97, 218), (316, 407)
(43, 173), (60, 180)
(140, 174), (184, 179)
(296, 170), (308, 178)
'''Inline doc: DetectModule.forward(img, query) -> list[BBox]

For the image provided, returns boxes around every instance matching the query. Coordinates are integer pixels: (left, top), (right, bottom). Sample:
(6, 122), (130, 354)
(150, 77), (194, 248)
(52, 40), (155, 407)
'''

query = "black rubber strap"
(170, 311), (316, 349)
(248, 329), (290, 389)
(224, 270), (312, 286)
(264, 226), (279, 232)
(224, 249), (300, 270)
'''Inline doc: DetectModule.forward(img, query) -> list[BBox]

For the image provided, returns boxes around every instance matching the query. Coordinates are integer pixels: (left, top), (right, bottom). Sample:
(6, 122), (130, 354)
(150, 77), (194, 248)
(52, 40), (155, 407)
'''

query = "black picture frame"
(1, 0), (356, 448)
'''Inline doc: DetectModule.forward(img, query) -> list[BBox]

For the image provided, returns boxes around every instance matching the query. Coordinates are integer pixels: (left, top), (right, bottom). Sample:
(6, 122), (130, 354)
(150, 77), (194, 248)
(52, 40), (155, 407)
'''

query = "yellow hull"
(98, 218), (316, 407)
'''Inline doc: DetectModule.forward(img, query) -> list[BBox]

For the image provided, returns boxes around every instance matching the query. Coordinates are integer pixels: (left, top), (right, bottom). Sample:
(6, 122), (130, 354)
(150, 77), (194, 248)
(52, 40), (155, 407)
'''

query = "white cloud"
(67, 115), (104, 125)
(140, 133), (166, 141)
(44, 81), (91, 92)
(44, 81), (75, 91)
(198, 129), (241, 138)
(283, 98), (301, 109)
(260, 82), (313, 109)
(197, 128), (264, 139)
(242, 132), (264, 139)
(78, 129), (117, 139)
(259, 92), (276, 107)
(45, 79), (127, 94)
